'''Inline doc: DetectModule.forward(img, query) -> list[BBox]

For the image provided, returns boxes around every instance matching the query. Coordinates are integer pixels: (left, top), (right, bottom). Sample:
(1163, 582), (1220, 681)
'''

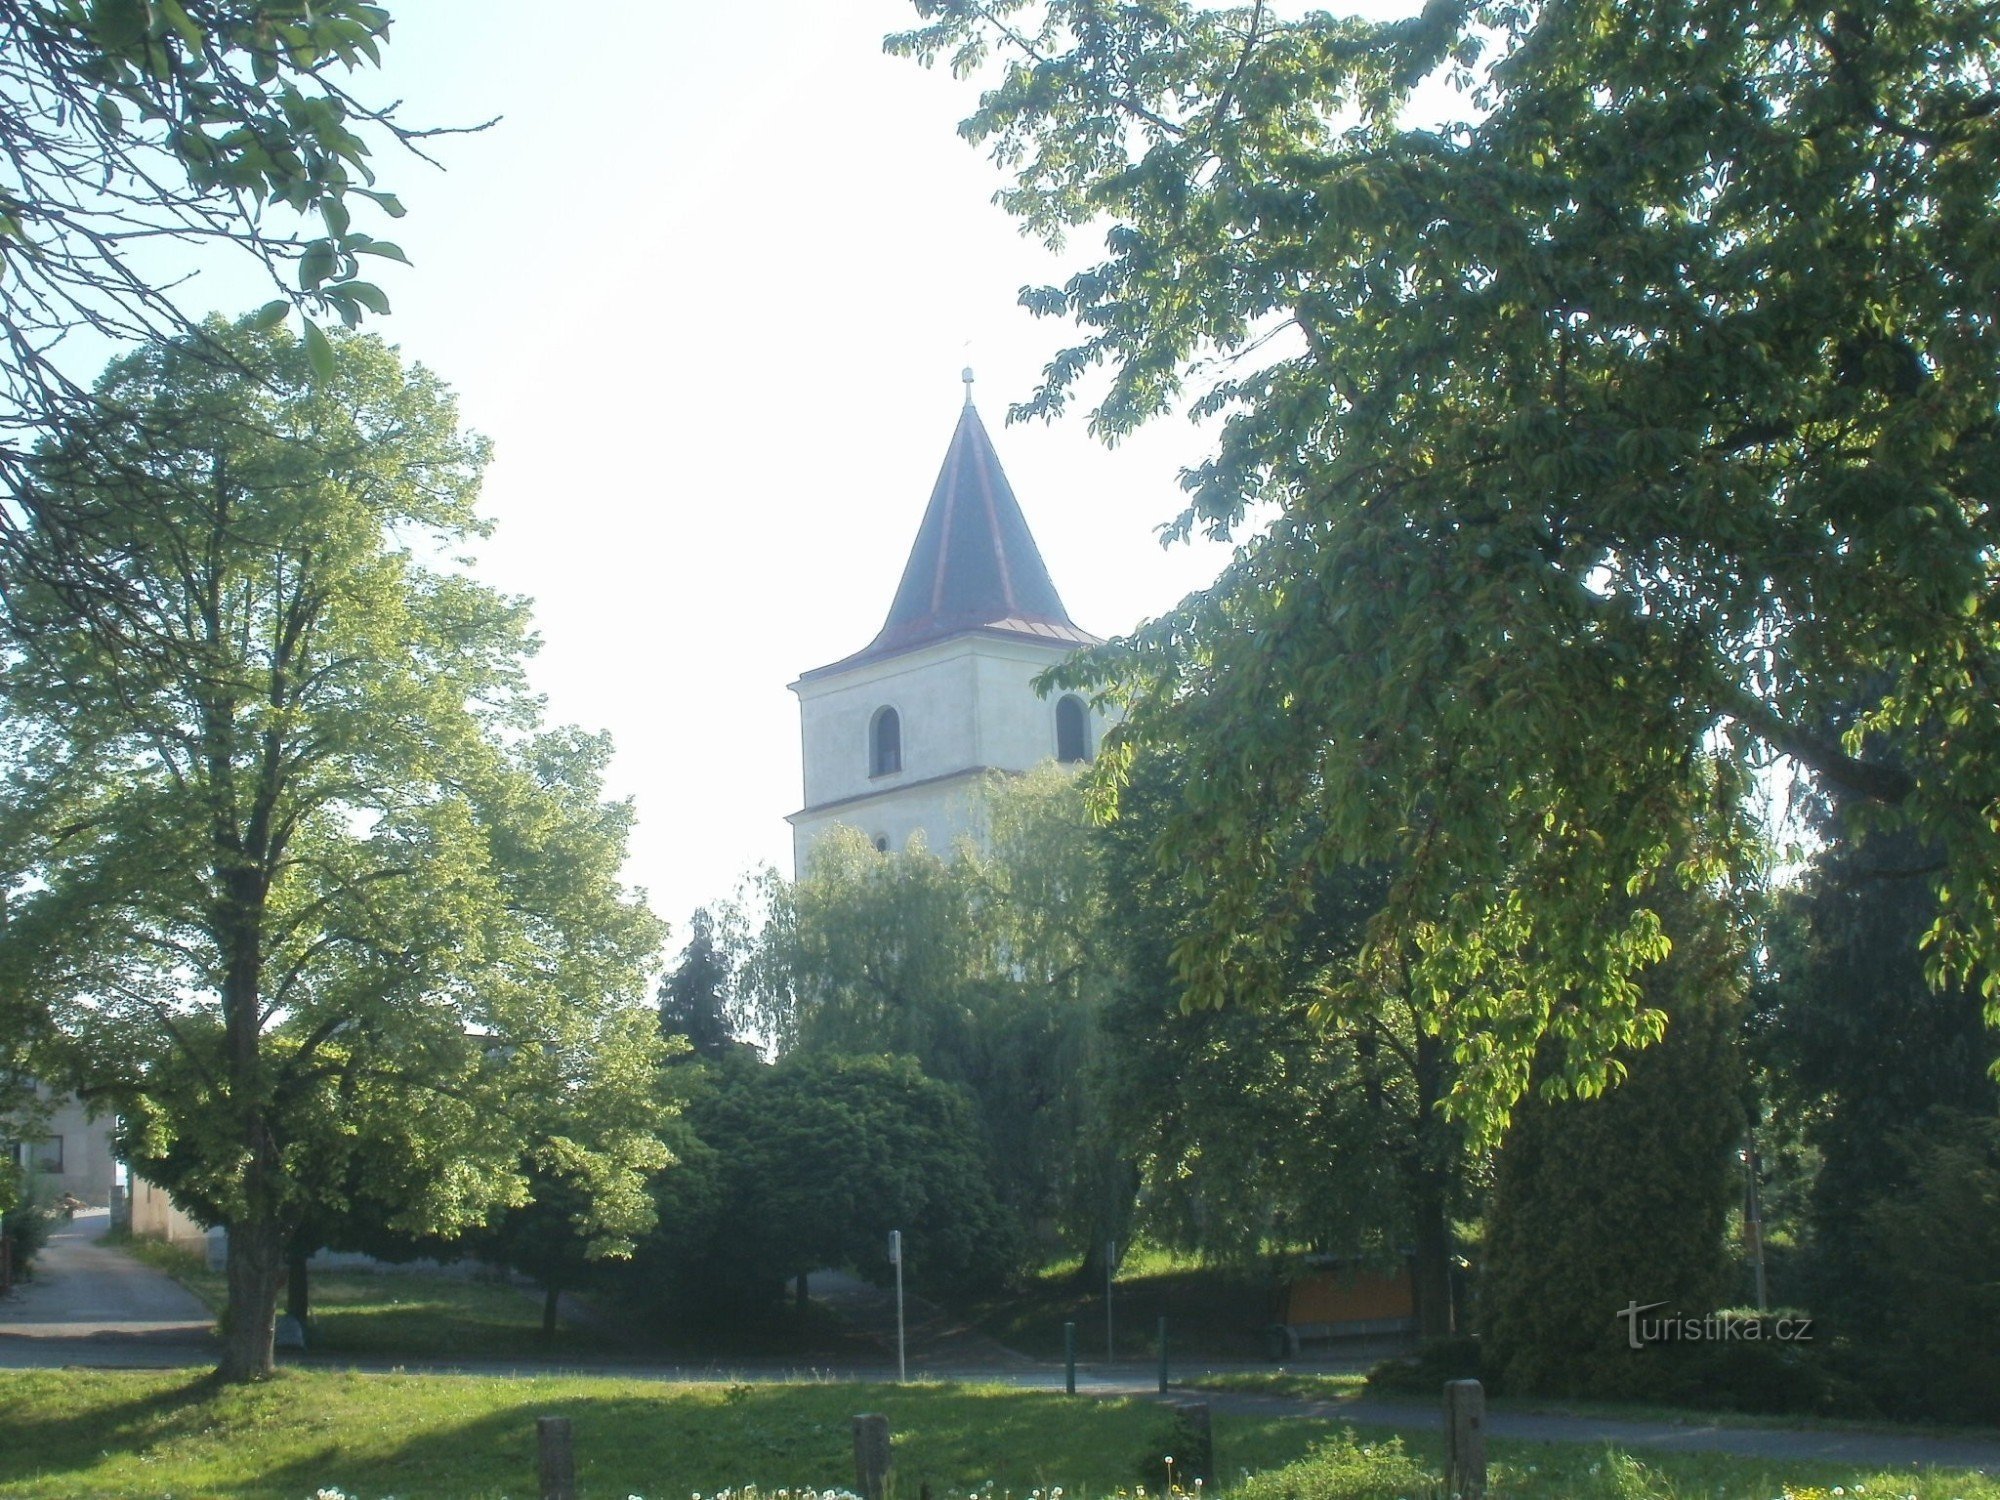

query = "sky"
(159, 1), (1416, 960)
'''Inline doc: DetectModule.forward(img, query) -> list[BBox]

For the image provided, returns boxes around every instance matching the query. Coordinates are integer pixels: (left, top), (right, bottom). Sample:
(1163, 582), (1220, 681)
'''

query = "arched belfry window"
(1056, 695), (1091, 764)
(870, 706), (902, 777)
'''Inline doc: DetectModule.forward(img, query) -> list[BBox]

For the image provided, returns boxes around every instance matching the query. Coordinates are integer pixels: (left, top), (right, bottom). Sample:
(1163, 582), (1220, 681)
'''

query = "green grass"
(0, 1370), (1994, 1500)
(0, 1370), (1320, 1499)
(1186, 1371), (1370, 1403)
(106, 1235), (617, 1359)
(1187, 1370), (2000, 1447)
(104, 1235), (903, 1364)
(1231, 1428), (2000, 1500)
(967, 1253), (1283, 1362)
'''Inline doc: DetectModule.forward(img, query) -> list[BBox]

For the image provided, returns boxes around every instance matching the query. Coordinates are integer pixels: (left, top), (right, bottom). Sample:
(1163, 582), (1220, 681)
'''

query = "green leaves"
(907, 0), (2000, 1121)
(0, 0), (421, 482)
(301, 317), (334, 378)
(2, 314), (663, 1378)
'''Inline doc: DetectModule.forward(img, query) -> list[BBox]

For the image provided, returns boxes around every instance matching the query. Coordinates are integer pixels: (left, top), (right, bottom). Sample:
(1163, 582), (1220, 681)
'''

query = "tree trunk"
(214, 853), (282, 1383)
(286, 1250), (310, 1327)
(542, 1282), (561, 1340)
(1407, 1031), (1458, 1342)
(219, 1212), (285, 1381)
(1411, 1176), (1456, 1340)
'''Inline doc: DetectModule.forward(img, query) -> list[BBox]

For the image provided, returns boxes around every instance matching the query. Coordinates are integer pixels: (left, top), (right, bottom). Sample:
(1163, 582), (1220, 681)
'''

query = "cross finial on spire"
(962, 366), (975, 408)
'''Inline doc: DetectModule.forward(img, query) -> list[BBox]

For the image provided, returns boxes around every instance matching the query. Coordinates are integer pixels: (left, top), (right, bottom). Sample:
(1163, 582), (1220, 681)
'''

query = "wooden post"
(1064, 1320), (1077, 1395)
(537, 1415), (576, 1500)
(852, 1412), (892, 1500)
(1157, 1315), (1169, 1394)
(1443, 1380), (1486, 1499)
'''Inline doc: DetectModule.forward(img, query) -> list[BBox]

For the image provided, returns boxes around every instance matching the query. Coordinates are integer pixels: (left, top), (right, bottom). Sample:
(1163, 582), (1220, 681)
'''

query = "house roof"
(801, 388), (1099, 681)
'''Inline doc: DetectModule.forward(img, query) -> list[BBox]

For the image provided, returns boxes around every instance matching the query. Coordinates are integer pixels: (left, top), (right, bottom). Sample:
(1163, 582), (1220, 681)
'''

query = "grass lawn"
(1187, 1371), (1371, 1403)
(1188, 1371), (2000, 1446)
(0, 1370), (1995, 1500)
(966, 1252), (1282, 1362)
(108, 1236), (875, 1363)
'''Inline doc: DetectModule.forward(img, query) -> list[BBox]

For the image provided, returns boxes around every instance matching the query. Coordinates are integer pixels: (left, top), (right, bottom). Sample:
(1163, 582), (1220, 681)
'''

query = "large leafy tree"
(892, 0), (2000, 1125)
(1102, 748), (1476, 1337)
(0, 0), (431, 504)
(0, 318), (665, 1381)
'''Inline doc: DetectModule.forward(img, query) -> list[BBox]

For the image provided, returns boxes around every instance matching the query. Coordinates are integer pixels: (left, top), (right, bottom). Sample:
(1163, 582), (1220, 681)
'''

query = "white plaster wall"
(129, 1176), (210, 1248)
(790, 772), (987, 873)
(12, 1086), (117, 1206)
(793, 639), (981, 812)
(790, 631), (1115, 873)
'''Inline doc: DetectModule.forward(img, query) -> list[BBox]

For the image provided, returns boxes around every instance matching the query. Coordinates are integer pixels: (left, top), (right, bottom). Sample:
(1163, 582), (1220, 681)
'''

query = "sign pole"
(1105, 1238), (1116, 1365)
(889, 1229), (906, 1383)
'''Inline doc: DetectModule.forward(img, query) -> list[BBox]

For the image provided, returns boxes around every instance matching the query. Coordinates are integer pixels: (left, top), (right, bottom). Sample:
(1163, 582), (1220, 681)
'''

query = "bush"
(1681, 1336), (1837, 1415)
(631, 1052), (1025, 1323)
(1365, 1335), (1484, 1396)
(1230, 1430), (1435, 1500)
(1846, 1111), (2000, 1424)
(1135, 1405), (1215, 1491)
(2, 1186), (57, 1278)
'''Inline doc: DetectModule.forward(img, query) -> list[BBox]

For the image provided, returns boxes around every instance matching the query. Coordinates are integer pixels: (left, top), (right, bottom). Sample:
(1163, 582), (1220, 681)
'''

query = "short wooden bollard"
(537, 1415), (576, 1500)
(853, 1412), (892, 1500)
(1443, 1379), (1486, 1498)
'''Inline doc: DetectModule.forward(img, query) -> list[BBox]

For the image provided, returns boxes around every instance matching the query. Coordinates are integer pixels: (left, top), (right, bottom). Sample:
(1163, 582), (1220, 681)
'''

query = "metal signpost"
(889, 1229), (906, 1383)
(1105, 1238), (1116, 1364)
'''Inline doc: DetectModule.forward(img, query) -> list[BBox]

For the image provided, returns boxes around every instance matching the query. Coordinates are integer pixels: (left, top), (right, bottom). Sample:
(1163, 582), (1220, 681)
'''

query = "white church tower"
(788, 374), (1107, 870)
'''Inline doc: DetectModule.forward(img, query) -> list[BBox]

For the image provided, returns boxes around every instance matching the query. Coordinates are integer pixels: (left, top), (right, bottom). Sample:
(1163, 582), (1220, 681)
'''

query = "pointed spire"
(962, 365), (975, 408)
(807, 386), (1099, 677)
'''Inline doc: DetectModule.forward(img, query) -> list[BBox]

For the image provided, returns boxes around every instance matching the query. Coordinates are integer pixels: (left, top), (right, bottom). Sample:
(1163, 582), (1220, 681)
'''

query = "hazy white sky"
(167, 0), (1419, 959)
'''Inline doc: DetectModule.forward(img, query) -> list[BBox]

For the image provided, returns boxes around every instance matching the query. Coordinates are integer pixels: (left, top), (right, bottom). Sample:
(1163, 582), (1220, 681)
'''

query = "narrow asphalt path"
(0, 1207), (214, 1367)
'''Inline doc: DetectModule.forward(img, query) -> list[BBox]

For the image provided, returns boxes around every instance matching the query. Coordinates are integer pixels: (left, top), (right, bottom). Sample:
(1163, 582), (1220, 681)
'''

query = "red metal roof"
(800, 399), (1099, 681)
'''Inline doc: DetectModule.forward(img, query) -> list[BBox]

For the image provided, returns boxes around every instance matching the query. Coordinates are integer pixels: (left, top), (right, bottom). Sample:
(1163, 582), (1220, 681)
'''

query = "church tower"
(788, 375), (1107, 871)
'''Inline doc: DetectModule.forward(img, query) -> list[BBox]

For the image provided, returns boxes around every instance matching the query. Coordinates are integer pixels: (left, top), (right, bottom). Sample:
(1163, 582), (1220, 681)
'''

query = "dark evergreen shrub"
(1479, 900), (1744, 1399)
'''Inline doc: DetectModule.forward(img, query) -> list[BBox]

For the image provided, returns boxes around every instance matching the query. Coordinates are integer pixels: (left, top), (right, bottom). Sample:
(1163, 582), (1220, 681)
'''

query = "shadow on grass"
(0, 1370), (232, 1487)
(245, 1381), (1193, 1500)
(0, 1375), (1198, 1499)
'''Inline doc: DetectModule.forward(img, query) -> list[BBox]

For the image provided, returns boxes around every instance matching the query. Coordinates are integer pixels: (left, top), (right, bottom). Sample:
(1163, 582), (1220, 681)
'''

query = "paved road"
(0, 1207), (214, 1367)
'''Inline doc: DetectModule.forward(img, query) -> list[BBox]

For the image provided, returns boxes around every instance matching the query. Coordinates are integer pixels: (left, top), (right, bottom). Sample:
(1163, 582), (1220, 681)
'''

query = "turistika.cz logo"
(1616, 1301), (1814, 1350)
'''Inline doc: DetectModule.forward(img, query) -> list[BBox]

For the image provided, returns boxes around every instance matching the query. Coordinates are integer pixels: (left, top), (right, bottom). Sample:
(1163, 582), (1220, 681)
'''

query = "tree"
(1750, 820), (1998, 1414)
(1100, 747), (1475, 1337)
(642, 1052), (1019, 1321)
(0, 317), (665, 1380)
(473, 1005), (673, 1340)
(657, 908), (739, 1062)
(1480, 894), (1746, 1397)
(738, 769), (1125, 1251)
(0, 0), (435, 507)
(1853, 1111), (2000, 1423)
(892, 0), (2000, 1125)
